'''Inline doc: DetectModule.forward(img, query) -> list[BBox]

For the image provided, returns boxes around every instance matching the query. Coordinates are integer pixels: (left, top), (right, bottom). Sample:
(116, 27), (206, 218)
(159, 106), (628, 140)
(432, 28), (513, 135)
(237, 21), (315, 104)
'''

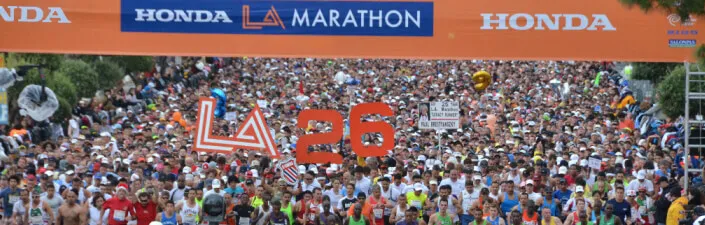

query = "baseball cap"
(414, 183), (423, 191)
(558, 166), (567, 175)
(575, 186), (584, 193)
(212, 179), (221, 189)
(637, 171), (646, 180)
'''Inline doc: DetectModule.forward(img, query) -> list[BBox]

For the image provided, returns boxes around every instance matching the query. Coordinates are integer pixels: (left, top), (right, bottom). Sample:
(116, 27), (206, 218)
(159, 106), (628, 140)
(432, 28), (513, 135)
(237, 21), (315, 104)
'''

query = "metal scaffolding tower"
(684, 62), (705, 191)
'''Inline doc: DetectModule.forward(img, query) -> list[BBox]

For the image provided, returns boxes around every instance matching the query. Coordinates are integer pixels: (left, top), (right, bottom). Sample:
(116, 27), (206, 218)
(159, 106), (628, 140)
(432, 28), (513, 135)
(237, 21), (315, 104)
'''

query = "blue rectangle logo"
(668, 39), (697, 48)
(120, 0), (434, 36)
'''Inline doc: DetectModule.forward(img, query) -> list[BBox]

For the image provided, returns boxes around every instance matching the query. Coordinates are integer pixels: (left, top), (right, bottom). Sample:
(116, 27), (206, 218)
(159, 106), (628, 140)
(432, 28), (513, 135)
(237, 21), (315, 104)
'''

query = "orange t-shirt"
(347, 197), (387, 224)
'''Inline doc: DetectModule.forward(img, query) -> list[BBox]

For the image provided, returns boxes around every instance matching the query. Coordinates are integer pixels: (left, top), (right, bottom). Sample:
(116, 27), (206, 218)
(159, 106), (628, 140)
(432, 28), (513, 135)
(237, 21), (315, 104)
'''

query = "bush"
(632, 62), (679, 84)
(656, 64), (705, 119)
(59, 59), (99, 98)
(107, 56), (153, 74)
(93, 61), (124, 90)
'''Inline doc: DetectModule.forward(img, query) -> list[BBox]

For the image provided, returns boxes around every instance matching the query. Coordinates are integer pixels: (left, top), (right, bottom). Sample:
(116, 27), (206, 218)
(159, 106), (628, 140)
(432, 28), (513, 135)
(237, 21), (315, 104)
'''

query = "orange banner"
(0, 0), (703, 61)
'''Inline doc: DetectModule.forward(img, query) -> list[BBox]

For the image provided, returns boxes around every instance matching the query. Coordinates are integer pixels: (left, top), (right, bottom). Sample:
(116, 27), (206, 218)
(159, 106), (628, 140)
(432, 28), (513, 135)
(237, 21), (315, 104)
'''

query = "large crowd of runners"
(0, 58), (700, 225)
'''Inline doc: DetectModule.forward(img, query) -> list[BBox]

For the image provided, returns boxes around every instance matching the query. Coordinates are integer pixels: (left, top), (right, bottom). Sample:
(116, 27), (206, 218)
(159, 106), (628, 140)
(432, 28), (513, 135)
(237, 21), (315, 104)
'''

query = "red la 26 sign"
(194, 97), (394, 164)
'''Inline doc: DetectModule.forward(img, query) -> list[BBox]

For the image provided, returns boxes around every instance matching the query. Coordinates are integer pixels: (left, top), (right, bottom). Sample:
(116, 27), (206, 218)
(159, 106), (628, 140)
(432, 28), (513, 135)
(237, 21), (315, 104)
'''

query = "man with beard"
(131, 191), (158, 225)
(58, 190), (86, 225)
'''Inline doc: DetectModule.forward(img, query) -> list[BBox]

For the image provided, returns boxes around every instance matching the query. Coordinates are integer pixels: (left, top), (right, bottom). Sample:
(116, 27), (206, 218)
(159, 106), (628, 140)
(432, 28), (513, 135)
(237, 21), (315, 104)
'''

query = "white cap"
(558, 166), (567, 175)
(575, 186), (584, 193)
(183, 167), (192, 174)
(212, 179), (221, 189)
(131, 174), (140, 182)
(526, 180), (534, 185)
(414, 183), (423, 191)
(429, 180), (438, 185)
(298, 165), (307, 174)
(473, 175), (482, 180)
(101, 158), (109, 164)
(65, 170), (74, 175)
(637, 171), (646, 180)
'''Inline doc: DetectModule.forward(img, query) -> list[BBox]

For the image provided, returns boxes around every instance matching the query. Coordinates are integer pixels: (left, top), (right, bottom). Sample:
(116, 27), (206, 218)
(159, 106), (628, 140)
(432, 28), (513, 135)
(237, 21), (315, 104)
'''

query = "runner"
(390, 194), (410, 225)
(89, 195), (109, 225)
(265, 200), (290, 225)
(1, 175), (22, 224)
(598, 204), (623, 225)
(314, 196), (339, 225)
(132, 191), (158, 225)
(99, 183), (132, 225)
(155, 200), (181, 225)
(234, 194), (255, 225)
(540, 207), (563, 225)
(253, 191), (273, 225)
(177, 189), (201, 225)
(344, 203), (370, 225)
(11, 189), (29, 225)
(428, 198), (456, 225)
(58, 190), (87, 225)
(25, 189), (54, 225)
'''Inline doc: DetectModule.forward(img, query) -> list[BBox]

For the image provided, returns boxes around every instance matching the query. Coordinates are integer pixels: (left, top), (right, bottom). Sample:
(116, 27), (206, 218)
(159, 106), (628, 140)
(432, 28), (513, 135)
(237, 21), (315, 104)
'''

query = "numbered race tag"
(411, 200), (422, 209)
(373, 209), (383, 219)
(113, 210), (126, 222)
(239, 217), (250, 225)
(8, 195), (19, 204)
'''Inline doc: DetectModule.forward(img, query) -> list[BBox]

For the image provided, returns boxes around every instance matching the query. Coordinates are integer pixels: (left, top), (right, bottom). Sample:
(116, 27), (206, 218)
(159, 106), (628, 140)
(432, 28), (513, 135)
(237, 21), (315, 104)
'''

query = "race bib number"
(113, 210), (126, 222)
(373, 209), (383, 219)
(8, 195), (19, 204)
(29, 216), (43, 225)
(239, 217), (250, 225)
(411, 200), (422, 209)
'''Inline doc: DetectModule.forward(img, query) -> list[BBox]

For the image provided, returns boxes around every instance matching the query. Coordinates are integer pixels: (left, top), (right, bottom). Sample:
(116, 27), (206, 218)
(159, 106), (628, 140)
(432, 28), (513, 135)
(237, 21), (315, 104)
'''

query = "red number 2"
(295, 110), (343, 164)
(295, 103), (394, 164)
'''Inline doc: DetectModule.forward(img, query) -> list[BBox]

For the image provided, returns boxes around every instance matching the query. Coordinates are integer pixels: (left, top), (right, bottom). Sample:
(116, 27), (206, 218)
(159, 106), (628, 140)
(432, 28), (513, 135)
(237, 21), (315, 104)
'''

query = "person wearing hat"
(406, 183), (428, 219)
(553, 178), (573, 218)
(627, 171), (654, 196)
(99, 183), (132, 225)
(564, 186), (592, 213)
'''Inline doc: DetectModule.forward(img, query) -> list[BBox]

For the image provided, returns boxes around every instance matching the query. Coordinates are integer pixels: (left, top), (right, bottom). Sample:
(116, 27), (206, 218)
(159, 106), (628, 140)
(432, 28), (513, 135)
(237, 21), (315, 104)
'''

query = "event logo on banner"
(276, 157), (299, 185)
(3, 0), (705, 61)
(194, 97), (395, 163)
(120, 0), (434, 36)
(194, 98), (278, 157)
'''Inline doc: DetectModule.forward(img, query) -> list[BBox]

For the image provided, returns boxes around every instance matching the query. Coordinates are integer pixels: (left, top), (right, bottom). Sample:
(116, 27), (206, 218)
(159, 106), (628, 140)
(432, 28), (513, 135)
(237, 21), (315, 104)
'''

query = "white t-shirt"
(439, 178), (465, 197)
(69, 119), (80, 138)
(627, 180), (654, 193)
(355, 177), (372, 195)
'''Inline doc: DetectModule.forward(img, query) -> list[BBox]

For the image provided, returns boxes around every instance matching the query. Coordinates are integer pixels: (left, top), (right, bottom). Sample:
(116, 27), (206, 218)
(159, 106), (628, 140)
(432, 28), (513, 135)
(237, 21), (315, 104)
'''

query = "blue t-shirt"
(606, 199), (631, 224)
(553, 189), (573, 207)
(0, 188), (22, 217)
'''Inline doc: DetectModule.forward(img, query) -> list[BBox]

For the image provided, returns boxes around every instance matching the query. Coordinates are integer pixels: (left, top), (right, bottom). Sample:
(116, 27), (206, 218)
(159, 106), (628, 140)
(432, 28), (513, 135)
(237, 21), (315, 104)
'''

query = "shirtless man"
(57, 190), (87, 225)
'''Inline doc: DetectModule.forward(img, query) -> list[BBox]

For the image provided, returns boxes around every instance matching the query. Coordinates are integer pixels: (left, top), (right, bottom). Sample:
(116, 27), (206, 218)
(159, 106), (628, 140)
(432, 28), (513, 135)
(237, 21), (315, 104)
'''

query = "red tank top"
(523, 211), (539, 225)
(306, 200), (320, 225)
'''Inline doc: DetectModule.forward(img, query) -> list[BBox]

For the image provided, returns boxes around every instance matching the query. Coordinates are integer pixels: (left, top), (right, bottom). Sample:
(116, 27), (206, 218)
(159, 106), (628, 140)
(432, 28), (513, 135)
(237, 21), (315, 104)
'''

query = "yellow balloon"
(472, 71), (491, 91)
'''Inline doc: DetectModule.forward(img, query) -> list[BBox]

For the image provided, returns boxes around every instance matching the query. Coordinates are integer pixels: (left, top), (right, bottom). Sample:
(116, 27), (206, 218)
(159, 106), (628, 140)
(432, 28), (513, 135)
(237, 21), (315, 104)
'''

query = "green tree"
(631, 62), (679, 83)
(656, 64), (705, 118)
(14, 53), (64, 71)
(107, 56), (153, 74)
(619, 0), (705, 61)
(93, 61), (124, 90)
(58, 59), (99, 98)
